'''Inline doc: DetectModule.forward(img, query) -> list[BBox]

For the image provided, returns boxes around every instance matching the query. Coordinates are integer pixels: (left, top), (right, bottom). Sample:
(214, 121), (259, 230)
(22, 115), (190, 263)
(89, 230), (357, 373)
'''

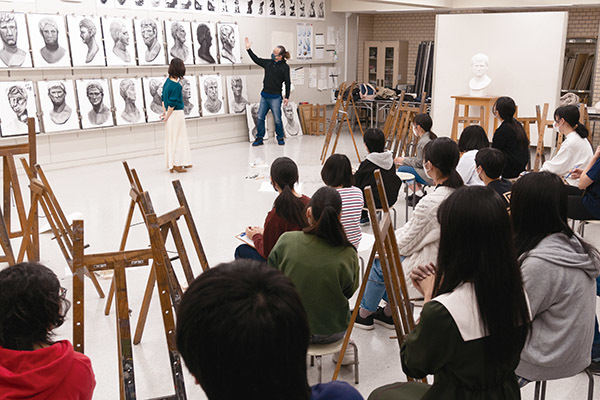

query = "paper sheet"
(315, 47), (324, 59)
(315, 33), (325, 46)
(309, 68), (317, 88)
(235, 233), (255, 248)
(318, 79), (328, 91)
(328, 67), (338, 89)
(327, 26), (336, 45)
(294, 67), (305, 85)
(319, 66), (327, 80)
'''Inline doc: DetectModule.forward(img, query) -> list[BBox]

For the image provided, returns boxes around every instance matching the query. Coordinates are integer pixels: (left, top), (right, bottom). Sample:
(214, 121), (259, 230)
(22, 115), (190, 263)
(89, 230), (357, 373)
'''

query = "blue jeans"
(360, 257), (407, 312)
(592, 276), (600, 361)
(397, 165), (428, 185)
(256, 94), (284, 141)
(234, 244), (266, 262)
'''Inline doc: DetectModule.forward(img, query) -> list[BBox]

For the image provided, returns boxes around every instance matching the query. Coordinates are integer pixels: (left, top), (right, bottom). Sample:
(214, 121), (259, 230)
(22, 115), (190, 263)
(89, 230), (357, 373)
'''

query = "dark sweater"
(247, 48), (291, 99)
(487, 179), (512, 207)
(492, 120), (530, 179)
(354, 155), (401, 208)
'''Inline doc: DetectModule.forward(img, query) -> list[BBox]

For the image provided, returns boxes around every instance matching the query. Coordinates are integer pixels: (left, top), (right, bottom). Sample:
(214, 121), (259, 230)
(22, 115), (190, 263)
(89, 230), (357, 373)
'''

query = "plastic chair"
(308, 339), (359, 384)
(397, 171), (417, 222)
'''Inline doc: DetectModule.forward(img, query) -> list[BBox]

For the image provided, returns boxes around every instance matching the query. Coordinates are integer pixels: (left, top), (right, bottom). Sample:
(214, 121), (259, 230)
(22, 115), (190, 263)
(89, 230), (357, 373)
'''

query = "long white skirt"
(165, 110), (192, 169)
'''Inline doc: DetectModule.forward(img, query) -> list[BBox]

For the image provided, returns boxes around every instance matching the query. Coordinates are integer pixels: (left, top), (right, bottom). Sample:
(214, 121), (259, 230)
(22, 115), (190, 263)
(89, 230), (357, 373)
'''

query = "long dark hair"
(554, 105), (589, 139)
(423, 137), (463, 189)
(271, 157), (308, 229)
(434, 186), (529, 373)
(494, 96), (529, 148)
(304, 186), (353, 249)
(511, 172), (599, 257)
(413, 113), (437, 139)
(321, 154), (354, 188)
(458, 125), (489, 152)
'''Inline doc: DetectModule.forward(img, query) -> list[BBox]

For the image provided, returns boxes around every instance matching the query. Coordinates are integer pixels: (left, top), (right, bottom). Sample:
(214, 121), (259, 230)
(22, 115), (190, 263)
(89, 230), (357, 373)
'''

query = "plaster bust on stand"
(469, 53), (492, 97)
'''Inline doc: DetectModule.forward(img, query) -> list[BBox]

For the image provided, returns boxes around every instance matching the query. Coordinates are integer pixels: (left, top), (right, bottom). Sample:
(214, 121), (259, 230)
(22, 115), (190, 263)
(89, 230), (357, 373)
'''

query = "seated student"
(541, 105), (593, 185)
(511, 172), (600, 386)
(475, 147), (512, 207)
(321, 154), (364, 248)
(355, 128), (401, 223)
(356, 138), (463, 330)
(368, 186), (530, 400)
(269, 186), (359, 344)
(566, 145), (600, 221)
(395, 114), (437, 200)
(235, 157), (309, 261)
(0, 262), (96, 399)
(491, 96), (530, 179)
(456, 125), (489, 186)
(176, 260), (363, 400)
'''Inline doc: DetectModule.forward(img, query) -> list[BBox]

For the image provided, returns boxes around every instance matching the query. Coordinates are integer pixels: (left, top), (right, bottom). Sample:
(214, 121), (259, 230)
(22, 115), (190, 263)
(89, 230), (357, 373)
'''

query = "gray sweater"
(516, 233), (600, 381)
(402, 132), (434, 184)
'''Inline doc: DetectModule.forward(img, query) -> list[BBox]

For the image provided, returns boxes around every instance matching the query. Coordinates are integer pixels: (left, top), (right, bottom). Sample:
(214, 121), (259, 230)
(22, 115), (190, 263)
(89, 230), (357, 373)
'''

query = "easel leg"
(133, 265), (157, 345)
(72, 220), (85, 354)
(170, 222), (195, 286)
(0, 206), (15, 265)
(114, 261), (136, 400)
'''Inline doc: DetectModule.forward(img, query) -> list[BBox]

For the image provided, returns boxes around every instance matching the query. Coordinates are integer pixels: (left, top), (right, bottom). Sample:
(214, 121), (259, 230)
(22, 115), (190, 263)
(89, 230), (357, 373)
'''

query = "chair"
(308, 339), (359, 384)
(532, 367), (594, 400)
(363, 207), (397, 229)
(397, 171), (418, 223)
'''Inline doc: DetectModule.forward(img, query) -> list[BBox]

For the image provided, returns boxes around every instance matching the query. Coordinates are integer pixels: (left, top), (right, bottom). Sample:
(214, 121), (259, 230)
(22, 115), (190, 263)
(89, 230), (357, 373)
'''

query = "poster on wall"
(275, 0), (286, 17)
(76, 79), (114, 129)
(37, 80), (79, 133)
(199, 75), (225, 115)
(177, 0), (194, 10)
(111, 78), (145, 125)
(287, 0), (298, 17)
(165, 20), (193, 65)
(297, 0), (306, 18)
(0, 81), (38, 137)
(102, 17), (136, 66)
(267, 0), (276, 16)
(226, 75), (248, 114)
(242, 0), (263, 16)
(180, 75), (200, 118)
(134, 18), (166, 66)
(316, 0), (325, 19)
(306, 0), (317, 18)
(282, 101), (302, 137)
(192, 22), (217, 64)
(143, 76), (167, 122)
(216, 23), (241, 64)
(296, 23), (312, 59)
(27, 14), (71, 68)
(196, 0), (218, 13)
(66, 16), (105, 67)
(0, 13), (33, 68)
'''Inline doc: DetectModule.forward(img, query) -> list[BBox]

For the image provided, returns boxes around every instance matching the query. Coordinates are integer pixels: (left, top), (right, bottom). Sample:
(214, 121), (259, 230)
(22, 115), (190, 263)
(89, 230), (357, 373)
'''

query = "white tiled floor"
(5, 133), (600, 399)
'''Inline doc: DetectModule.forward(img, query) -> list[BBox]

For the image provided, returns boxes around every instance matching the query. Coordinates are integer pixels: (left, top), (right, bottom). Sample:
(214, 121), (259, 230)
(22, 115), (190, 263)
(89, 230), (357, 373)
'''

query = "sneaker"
(373, 307), (395, 330)
(252, 139), (264, 146)
(332, 341), (355, 366)
(360, 217), (370, 226)
(354, 311), (374, 330)
(277, 138), (285, 145)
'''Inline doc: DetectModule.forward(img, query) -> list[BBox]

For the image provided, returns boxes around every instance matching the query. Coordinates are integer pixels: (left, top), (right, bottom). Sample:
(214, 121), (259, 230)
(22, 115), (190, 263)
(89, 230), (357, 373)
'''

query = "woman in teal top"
(269, 186), (359, 344)
(161, 58), (191, 173)
(369, 186), (530, 400)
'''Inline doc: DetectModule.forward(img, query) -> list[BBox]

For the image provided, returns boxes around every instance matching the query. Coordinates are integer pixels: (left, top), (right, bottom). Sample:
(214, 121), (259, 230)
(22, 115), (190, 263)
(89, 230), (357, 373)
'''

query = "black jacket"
(492, 120), (530, 179)
(354, 157), (401, 208)
(247, 48), (291, 99)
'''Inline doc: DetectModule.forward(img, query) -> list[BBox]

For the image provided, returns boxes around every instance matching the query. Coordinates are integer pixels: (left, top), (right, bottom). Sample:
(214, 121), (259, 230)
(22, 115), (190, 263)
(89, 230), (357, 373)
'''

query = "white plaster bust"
(469, 53), (492, 97)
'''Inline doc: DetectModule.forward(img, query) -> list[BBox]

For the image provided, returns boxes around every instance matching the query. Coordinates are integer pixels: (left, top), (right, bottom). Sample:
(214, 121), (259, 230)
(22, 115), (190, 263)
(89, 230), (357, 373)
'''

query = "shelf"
(566, 38), (597, 44)
(561, 89), (590, 93)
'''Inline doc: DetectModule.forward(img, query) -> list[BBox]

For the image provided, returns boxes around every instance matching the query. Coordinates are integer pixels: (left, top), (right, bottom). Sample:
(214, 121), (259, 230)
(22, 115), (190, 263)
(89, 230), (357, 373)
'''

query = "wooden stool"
(451, 95), (498, 141)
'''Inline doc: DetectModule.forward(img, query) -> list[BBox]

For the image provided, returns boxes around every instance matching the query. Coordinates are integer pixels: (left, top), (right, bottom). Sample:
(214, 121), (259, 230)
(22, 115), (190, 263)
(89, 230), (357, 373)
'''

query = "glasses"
(59, 287), (67, 299)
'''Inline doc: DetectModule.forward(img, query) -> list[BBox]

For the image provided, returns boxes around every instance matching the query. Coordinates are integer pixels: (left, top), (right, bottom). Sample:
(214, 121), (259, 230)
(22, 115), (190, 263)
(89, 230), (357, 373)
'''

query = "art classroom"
(1, 0), (600, 399)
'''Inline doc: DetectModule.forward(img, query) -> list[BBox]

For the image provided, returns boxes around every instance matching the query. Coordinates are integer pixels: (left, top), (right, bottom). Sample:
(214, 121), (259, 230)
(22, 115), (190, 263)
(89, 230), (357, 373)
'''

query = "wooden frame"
(387, 93), (427, 159)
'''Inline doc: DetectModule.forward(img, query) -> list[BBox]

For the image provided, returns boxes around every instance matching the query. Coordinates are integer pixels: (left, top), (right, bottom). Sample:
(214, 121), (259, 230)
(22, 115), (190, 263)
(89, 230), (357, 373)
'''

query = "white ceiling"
(331, 0), (600, 13)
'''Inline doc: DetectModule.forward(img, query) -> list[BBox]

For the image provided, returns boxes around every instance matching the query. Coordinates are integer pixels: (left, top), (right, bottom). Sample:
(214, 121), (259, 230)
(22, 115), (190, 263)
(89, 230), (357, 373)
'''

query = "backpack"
(360, 83), (376, 100)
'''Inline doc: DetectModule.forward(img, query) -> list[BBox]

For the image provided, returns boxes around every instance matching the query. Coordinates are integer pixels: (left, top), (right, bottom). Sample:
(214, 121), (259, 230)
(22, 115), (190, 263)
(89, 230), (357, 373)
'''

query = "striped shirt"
(337, 186), (364, 248)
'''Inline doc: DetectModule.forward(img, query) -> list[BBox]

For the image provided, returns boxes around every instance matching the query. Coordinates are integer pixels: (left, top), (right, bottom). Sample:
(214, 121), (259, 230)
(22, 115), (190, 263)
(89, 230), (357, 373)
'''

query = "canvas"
(102, 17), (136, 66)
(38, 80), (79, 133)
(199, 74), (225, 115)
(165, 20), (193, 65)
(0, 81), (38, 137)
(112, 78), (145, 125)
(192, 22), (217, 65)
(143, 76), (167, 122)
(180, 75), (200, 118)
(134, 18), (166, 66)
(76, 79), (114, 129)
(67, 15), (105, 67)
(216, 23), (241, 64)
(281, 101), (302, 137)
(28, 14), (71, 67)
(0, 13), (33, 68)
(226, 75), (248, 114)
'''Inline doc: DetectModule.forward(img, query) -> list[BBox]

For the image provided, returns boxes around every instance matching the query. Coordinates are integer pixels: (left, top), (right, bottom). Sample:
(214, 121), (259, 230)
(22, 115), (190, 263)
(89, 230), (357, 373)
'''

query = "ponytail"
(555, 104), (590, 139)
(428, 131), (437, 140)
(304, 187), (354, 249)
(442, 170), (464, 189)
(277, 45), (291, 60)
(423, 138), (464, 189)
(271, 157), (308, 228)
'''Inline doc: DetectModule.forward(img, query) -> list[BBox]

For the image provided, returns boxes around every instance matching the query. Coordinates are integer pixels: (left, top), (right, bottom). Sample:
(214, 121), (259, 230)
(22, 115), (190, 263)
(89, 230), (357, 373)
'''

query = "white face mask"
(412, 125), (418, 135)
(553, 121), (560, 131)
(424, 161), (432, 179)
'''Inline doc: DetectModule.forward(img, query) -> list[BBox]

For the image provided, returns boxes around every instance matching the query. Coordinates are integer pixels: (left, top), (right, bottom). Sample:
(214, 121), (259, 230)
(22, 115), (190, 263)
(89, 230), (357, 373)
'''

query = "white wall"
(0, 0), (347, 169)
(431, 12), (567, 145)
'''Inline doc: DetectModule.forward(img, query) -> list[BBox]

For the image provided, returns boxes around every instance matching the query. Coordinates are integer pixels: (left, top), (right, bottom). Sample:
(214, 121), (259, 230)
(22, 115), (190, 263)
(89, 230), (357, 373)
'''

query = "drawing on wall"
(192, 22), (217, 64)
(287, 0), (297, 17)
(143, 77), (166, 122)
(103, 17), (135, 66)
(297, 0), (306, 18)
(0, 81), (37, 137)
(148, 0), (165, 8)
(0, 13), (32, 68)
(112, 78), (144, 125)
(165, 0), (178, 8)
(282, 101), (302, 136)
(219, 0), (228, 13)
(165, 20), (193, 65)
(307, 0), (316, 17)
(76, 79), (114, 129)
(232, 0), (242, 13)
(178, 0), (193, 9)
(37, 80), (79, 133)
(226, 75), (248, 114)
(66, 16), (105, 67)
(216, 23), (241, 64)
(276, 0), (286, 16)
(244, 0), (263, 15)
(268, 0), (276, 15)
(199, 75), (225, 115)
(296, 23), (312, 59)
(316, 0), (324, 18)
(246, 102), (269, 141)
(180, 75), (200, 118)
(28, 14), (71, 67)
(134, 19), (165, 66)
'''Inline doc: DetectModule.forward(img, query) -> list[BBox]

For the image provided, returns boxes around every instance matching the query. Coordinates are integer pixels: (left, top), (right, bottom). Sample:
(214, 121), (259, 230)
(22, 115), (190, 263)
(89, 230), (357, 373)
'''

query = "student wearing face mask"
(541, 105), (593, 185)
(395, 114), (437, 202)
(244, 37), (291, 146)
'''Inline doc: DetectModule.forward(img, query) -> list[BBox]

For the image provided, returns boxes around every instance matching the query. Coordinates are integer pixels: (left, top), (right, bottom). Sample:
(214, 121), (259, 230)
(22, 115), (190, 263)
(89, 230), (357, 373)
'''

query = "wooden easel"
(451, 95), (497, 141)
(388, 93), (427, 159)
(320, 81), (364, 164)
(299, 103), (326, 135)
(533, 103), (551, 172)
(17, 159), (105, 298)
(71, 219), (187, 400)
(333, 169), (418, 382)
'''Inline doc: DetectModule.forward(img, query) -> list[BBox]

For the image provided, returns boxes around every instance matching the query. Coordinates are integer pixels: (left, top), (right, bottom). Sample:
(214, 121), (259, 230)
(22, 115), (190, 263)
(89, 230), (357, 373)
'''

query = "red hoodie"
(0, 340), (95, 399)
